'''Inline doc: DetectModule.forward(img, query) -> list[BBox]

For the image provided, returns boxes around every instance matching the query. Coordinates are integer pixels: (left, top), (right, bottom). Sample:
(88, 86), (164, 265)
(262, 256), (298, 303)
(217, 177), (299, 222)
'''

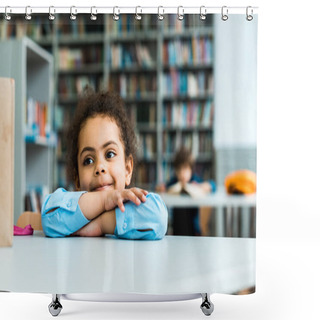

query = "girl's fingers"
(132, 188), (148, 201)
(117, 198), (125, 212)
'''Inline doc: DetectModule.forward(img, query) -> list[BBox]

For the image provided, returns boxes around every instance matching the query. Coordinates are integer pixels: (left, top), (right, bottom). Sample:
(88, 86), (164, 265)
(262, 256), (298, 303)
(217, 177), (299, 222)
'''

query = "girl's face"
(76, 115), (133, 192)
(175, 165), (192, 185)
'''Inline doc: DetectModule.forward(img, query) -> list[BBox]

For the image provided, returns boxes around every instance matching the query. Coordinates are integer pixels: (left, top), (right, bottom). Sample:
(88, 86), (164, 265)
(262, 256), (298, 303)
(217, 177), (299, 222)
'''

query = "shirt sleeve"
(41, 188), (90, 238)
(114, 192), (168, 240)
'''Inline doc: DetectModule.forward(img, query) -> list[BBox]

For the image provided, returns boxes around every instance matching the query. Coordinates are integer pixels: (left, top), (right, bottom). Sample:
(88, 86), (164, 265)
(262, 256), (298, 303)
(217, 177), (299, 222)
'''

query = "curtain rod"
(0, 6), (258, 20)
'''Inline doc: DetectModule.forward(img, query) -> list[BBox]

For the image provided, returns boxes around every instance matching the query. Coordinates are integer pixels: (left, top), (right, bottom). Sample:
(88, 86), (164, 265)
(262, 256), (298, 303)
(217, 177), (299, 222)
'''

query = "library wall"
(0, 14), (257, 214)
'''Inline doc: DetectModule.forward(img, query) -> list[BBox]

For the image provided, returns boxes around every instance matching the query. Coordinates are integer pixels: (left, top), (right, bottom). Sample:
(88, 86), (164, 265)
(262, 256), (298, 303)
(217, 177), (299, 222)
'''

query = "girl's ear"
(75, 176), (80, 191)
(125, 155), (134, 187)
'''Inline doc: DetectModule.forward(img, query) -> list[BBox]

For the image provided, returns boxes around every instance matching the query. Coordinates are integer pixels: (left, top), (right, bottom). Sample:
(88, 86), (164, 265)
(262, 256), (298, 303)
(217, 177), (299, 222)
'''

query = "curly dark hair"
(173, 147), (194, 170)
(66, 88), (137, 188)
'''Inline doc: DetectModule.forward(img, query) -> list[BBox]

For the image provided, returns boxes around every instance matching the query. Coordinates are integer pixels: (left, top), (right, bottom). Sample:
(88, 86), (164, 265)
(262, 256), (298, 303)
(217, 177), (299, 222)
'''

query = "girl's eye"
(106, 151), (115, 159)
(83, 158), (93, 166)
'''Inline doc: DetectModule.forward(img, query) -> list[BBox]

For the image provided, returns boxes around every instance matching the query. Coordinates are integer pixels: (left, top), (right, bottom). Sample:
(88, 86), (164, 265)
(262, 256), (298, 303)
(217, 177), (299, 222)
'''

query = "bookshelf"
(0, 37), (55, 223)
(1, 14), (215, 191)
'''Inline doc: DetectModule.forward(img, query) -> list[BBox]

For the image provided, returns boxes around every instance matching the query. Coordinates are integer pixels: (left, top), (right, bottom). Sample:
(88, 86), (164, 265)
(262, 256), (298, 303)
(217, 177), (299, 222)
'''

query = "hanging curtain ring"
(90, 6), (97, 21)
(177, 6), (184, 21)
(246, 6), (254, 21)
(5, 6), (11, 21)
(135, 6), (142, 20)
(200, 6), (207, 20)
(158, 6), (164, 21)
(25, 6), (32, 20)
(221, 6), (228, 21)
(48, 6), (55, 21)
(70, 6), (77, 21)
(113, 6), (120, 21)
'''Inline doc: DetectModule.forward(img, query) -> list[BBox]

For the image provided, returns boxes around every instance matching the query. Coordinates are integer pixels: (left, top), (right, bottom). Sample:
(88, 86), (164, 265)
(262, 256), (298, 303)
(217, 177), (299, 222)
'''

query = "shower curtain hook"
(177, 6), (184, 21)
(221, 6), (228, 21)
(246, 6), (254, 21)
(49, 6), (55, 21)
(90, 6), (97, 21)
(135, 6), (142, 20)
(25, 6), (32, 20)
(200, 6), (207, 20)
(4, 6), (11, 21)
(70, 6), (77, 20)
(113, 6), (120, 21)
(158, 6), (164, 21)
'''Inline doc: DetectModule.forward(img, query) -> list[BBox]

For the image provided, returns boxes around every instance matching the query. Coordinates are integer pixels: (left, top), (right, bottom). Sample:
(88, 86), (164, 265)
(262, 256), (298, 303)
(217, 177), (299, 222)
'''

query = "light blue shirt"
(41, 188), (168, 240)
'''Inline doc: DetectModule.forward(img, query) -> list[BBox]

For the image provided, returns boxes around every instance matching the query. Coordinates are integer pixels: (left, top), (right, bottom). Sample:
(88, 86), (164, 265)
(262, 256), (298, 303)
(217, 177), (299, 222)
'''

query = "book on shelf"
(58, 46), (102, 70)
(24, 185), (49, 213)
(25, 97), (52, 142)
(163, 100), (213, 128)
(110, 43), (155, 69)
(137, 132), (157, 160)
(109, 73), (157, 99)
(106, 14), (157, 34)
(58, 75), (101, 100)
(163, 37), (212, 66)
(162, 71), (213, 97)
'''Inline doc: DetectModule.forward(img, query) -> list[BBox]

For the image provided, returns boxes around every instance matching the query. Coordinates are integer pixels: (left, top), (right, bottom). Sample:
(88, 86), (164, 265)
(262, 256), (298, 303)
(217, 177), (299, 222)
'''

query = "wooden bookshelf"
(1, 14), (215, 191)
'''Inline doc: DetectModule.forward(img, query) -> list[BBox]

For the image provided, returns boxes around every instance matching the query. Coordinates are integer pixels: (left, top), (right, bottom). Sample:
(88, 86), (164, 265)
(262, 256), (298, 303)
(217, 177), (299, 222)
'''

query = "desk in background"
(160, 188), (256, 238)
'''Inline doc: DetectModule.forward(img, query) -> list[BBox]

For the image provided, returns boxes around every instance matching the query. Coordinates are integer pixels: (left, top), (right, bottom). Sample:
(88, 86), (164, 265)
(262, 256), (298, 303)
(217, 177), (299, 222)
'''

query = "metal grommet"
(158, 6), (164, 21)
(5, 6), (11, 21)
(221, 6), (228, 21)
(90, 6), (97, 21)
(135, 6), (142, 20)
(25, 6), (32, 20)
(49, 6), (55, 21)
(200, 6), (206, 20)
(70, 6), (77, 21)
(113, 6), (120, 21)
(246, 6), (253, 21)
(177, 6), (184, 21)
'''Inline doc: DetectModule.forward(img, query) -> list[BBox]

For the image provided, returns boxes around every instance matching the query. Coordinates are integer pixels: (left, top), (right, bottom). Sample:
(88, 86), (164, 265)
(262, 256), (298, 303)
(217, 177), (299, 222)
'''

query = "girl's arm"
(78, 187), (148, 220)
(41, 187), (148, 238)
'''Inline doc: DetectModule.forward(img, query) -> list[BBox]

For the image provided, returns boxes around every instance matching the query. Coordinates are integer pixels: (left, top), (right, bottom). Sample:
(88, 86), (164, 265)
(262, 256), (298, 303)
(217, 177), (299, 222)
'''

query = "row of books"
(25, 97), (51, 141)
(24, 185), (49, 213)
(58, 46), (103, 70)
(126, 103), (157, 126)
(106, 14), (158, 34)
(162, 14), (213, 32)
(109, 43), (156, 69)
(162, 131), (213, 156)
(163, 100), (213, 127)
(106, 14), (212, 34)
(109, 74), (157, 99)
(163, 36), (212, 66)
(57, 16), (104, 36)
(137, 132), (157, 160)
(0, 14), (212, 41)
(135, 162), (157, 187)
(0, 19), (53, 40)
(58, 75), (103, 100)
(162, 70), (213, 97)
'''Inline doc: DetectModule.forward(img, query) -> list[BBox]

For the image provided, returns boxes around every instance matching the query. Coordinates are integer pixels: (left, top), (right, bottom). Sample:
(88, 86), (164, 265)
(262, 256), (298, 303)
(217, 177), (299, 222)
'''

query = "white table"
(0, 232), (255, 316)
(160, 189), (256, 237)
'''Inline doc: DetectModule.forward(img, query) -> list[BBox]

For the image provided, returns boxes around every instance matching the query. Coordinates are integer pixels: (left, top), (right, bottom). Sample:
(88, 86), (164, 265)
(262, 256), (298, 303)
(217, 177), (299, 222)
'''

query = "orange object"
(224, 170), (256, 195)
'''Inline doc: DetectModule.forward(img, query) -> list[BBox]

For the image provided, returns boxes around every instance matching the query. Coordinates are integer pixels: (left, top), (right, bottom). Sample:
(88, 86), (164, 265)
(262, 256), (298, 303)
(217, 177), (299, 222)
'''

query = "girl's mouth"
(94, 184), (113, 191)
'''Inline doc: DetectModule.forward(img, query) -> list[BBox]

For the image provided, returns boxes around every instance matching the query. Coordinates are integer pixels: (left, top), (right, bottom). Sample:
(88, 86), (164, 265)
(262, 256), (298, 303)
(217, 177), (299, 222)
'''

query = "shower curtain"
(0, 8), (257, 302)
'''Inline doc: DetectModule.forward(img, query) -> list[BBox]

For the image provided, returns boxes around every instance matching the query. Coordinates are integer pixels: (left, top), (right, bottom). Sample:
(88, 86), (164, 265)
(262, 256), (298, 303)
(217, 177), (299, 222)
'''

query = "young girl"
(41, 90), (168, 240)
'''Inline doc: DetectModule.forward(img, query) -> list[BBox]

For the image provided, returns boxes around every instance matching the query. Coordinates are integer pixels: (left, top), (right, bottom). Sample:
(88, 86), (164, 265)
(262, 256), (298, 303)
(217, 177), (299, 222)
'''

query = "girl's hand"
(103, 188), (148, 212)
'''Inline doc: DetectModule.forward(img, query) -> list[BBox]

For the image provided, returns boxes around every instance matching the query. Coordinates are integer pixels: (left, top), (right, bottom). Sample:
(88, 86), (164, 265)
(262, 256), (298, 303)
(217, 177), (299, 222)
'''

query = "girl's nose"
(95, 162), (106, 176)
